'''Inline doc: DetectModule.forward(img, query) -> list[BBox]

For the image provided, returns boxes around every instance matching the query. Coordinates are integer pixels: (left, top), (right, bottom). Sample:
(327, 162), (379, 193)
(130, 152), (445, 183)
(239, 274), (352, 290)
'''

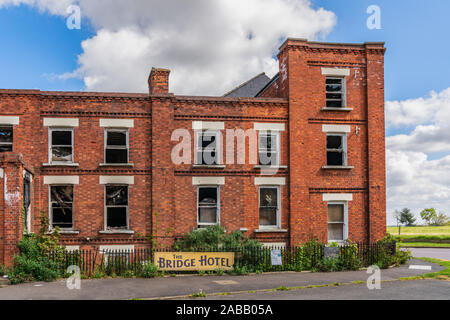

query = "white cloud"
(1, 0), (337, 95)
(386, 87), (450, 224)
(0, 0), (73, 15)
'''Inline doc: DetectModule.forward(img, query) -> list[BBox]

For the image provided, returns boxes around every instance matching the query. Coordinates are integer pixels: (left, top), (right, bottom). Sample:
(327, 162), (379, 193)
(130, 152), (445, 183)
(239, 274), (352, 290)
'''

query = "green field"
(387, 226), (450, 247)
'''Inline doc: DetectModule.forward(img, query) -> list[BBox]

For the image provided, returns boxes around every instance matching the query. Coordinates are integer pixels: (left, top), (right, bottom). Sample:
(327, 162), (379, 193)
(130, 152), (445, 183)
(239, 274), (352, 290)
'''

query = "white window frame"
(325, 76), (347, 108)
(49, 128), (74, 164)
(327, 201), (348, 243)
(194, 130), (222, 165)
(49, 184), (74, 231)
(0, 125), (13, 152)
(104, 184), (130, 230)
(258, 186), (281, 229)
(104, 128), (129, 164)
(326, 133), (347, 166)
(197, 185), (220, 227)
(258, 130), (280, 167)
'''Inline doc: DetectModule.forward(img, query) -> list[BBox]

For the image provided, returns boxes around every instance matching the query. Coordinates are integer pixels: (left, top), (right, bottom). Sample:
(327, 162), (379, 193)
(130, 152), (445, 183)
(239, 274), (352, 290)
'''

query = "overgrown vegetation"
(6, 213), (65, 284)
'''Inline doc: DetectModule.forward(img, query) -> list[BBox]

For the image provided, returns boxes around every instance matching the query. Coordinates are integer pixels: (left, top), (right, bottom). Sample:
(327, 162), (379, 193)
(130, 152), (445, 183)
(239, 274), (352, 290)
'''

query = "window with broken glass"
(326, 77), (346, 108)
(327, 203), (346, 242)
(105, 129), (129, 164)
(50, 129), (73, 163)
(258, 131), (279, 166)
(326, 134), (346, 166)
(196, 130), (220, 165)
(259, 187), (279, 228)
(105, 185), (129, 229)
(0, 126), (13, 152)
(50, 185), (73, 229)
(197, 187), (219, 227)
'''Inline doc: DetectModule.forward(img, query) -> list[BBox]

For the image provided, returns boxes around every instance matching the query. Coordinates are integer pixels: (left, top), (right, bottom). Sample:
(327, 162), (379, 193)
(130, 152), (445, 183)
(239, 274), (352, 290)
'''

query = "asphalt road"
(408, 248), (450, 260)
(0, 259), (444, 300)
(200, 279), (450, 300)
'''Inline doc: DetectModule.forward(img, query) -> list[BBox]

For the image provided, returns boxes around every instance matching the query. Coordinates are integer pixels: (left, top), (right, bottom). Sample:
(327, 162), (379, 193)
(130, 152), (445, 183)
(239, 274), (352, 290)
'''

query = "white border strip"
(44, 176), (79, 185)
(0, 116), (19, 125)
(99, 119), (134, 128)
(192, 121), (224, 130)
(44, 118), (79, 127)
(254, 177), (286, 186)
(322, 125), (351, 133)
(254, 123), (285, 131)
(192, 177), (225, 185)
(321, 67), (350, 77)
(99, 176), (134, 185)
(323, 193), (353, 201)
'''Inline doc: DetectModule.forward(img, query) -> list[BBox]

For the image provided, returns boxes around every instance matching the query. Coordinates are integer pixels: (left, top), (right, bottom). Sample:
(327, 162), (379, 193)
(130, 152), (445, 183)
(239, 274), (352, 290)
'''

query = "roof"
(223, 73), (271, 98)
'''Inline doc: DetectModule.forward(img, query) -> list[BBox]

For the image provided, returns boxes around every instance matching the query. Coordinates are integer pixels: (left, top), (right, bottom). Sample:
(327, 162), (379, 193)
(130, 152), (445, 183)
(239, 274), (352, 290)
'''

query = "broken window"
(50, 185), (73, 229)
(326, 77), (345, 108)
(105, 129), (128, 164)
(196, 130), (219, 165)
(258, 131), (279, 166)
(259, 187), (279, 227)
(326, 134), (346, 166)
(50, 129), (73, 163)
(327, 203), (346, 241)
(105, 185), (128, 229)
(23, 172), (31, 231)
(0, 126), (13, 152)
(198, 187), (219, 227)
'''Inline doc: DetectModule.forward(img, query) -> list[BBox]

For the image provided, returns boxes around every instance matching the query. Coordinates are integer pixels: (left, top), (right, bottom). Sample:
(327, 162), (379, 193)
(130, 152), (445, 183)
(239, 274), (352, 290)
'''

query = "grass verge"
(399, 257), (450, 281)
(398, 242), (450, 248)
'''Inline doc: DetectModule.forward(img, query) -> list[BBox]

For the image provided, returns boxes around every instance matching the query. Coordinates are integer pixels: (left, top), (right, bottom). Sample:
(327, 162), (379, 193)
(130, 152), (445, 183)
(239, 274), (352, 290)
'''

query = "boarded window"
(105, 130), (128, 164)
(259, 187), (279, 227)
(326, 134), (345, 166)
(106, 185), (128, 229)
(51, 129), (73, 162)
(198, 187), (218, 226)
(326, 77), (345, 108)
(327, 204), (345, 241)
(196, 131), (219, 165)
(0, 126), (13, 152)
(258, 132), (279, 166)
(50, 185), (73, 229)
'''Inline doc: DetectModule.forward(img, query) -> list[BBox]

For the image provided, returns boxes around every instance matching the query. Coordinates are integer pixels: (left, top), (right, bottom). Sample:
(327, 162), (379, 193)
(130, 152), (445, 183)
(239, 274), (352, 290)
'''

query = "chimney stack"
(148, 67), (170, 94)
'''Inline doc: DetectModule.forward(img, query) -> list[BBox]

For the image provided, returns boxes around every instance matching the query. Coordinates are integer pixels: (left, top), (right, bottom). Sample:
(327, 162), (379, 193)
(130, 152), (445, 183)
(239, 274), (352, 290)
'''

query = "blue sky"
(0, 0), (449, 224)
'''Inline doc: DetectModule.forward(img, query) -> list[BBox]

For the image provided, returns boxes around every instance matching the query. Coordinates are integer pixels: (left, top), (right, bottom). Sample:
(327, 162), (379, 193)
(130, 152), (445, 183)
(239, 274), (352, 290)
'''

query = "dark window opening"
(23, 173), (31, 231)
(326, 135), (344, 166)
(198, 187), (218, 225)
(106, 185), (128, 229)
(51, 130), (73, 162)
(196, 131), (219, 165)
(258, 132), (278, 166)
(105, 130), (128, 164)
(326, 77), (344, 108)
(259, 187), (278, 226)
(50, 185), (73, 229)
(0, 126), (13, 152)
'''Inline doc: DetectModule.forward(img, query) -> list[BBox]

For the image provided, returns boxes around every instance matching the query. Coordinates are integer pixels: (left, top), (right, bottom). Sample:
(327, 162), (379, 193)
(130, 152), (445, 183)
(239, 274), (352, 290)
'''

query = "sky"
(0, 0), (449, 225)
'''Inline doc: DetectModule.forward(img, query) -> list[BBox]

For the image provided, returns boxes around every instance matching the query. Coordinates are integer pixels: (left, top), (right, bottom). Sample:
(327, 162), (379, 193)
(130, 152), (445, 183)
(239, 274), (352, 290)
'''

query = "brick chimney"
(148, 67), (170, 94)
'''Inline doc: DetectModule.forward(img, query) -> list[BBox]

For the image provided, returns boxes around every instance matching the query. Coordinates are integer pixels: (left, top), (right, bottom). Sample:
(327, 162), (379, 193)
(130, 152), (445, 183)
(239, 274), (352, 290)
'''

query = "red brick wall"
(0, 40), (386, 263)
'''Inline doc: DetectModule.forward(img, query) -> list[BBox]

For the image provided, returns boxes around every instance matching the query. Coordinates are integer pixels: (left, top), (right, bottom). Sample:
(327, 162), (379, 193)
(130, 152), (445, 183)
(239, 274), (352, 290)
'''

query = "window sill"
(42, 163), (79, 167)
(254, 165), (288, 169)
(99, 163), (134, 167)
(99, 230), (135, 235)
(46, 230), (80, 235)
(192, 165), (226, 169)
(321, 165), (354, 170)
(321, 107), (353, 112)
(254, 228), (288, 233)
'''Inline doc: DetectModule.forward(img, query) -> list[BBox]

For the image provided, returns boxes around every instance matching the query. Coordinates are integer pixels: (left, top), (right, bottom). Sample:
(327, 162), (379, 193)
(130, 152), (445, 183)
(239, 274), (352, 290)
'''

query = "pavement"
(406, 248), (450, 260)
(0, 259), (445, 300)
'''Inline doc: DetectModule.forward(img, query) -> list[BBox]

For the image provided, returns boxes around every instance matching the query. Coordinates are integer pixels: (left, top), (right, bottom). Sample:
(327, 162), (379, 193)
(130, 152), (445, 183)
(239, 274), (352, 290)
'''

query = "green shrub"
(141, 262), (159, 278)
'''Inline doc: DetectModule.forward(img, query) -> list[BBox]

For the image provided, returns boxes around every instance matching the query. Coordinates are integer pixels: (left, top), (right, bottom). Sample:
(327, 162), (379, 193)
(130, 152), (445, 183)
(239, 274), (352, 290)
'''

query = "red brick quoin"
(0, 39), (386, 265)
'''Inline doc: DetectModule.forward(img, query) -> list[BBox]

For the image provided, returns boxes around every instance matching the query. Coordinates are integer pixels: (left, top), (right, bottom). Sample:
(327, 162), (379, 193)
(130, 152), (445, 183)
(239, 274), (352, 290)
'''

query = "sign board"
(154, 252), (235, 271)
(270, 249), (282, 266)
(324, 246), (339, 259)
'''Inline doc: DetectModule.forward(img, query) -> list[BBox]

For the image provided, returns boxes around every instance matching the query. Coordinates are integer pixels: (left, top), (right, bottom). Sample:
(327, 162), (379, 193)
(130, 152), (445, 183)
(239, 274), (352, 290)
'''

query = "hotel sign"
(154, 252), (235, 271)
